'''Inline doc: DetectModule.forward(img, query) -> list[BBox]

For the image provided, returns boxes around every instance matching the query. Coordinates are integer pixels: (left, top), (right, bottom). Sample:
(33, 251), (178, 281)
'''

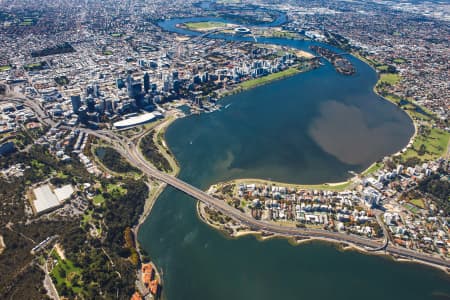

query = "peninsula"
(1, 1), (449, 299)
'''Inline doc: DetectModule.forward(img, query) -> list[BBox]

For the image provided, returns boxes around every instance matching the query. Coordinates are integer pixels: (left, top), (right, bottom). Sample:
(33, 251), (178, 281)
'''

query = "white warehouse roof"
(32, 185), (61, 214)
(54, 184), (75, 202)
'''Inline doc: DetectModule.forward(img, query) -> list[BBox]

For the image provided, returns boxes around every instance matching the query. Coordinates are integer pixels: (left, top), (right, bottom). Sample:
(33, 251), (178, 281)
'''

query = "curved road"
(83, 128), (450, 270)
(4, 82), (446, 269)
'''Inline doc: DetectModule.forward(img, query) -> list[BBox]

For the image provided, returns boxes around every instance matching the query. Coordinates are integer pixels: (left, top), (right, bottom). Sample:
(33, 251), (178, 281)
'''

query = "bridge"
(0, 91), (447, 269)
(82, 128), (450, 270)
(3, 67), (448, 270)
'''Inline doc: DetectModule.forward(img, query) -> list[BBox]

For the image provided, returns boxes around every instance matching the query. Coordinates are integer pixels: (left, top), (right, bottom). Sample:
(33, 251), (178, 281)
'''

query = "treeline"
(104, 179), (148, 249)
(95, 146), (139, 174)
(0, 144), (94, 299)
(60, 178), (149, 298)
(0, 220), (79, 299)
(418, 173), (449, 214)
(0, 145), (92, 226)
(0, 143), (149, 298)
(140, 131), (173, 172)
(60, 226), (135, 298)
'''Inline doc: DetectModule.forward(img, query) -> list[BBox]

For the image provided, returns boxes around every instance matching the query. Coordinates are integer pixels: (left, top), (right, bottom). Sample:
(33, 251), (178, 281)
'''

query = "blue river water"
(138, 16), (449, 300)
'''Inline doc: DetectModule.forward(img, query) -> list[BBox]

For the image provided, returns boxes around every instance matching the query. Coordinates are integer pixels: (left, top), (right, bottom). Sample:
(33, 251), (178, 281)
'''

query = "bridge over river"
(82, 128), (450, 270)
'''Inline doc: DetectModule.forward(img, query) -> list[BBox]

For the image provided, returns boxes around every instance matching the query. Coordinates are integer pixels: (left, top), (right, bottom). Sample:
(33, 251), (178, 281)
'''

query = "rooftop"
(113, 112), (162, 129)
(32, 184), (61, 214)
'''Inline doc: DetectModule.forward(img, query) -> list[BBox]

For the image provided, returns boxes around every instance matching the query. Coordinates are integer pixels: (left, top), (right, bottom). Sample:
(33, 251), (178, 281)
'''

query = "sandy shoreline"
(350, 51), (419, 159)
(197, 201), (449, 274)
(133, 49), (439, 286)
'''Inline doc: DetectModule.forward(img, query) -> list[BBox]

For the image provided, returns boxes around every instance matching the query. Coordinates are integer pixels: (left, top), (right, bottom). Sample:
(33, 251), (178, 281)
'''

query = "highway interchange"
(4, 94), (449, 271)
(83, 127), (450, 270)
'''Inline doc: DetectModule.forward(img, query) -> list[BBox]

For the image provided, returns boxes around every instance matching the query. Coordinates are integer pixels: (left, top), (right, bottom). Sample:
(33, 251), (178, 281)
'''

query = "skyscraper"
(86, 96), (95, 113)
(172, 70), (179, 81)
(126, 74), (133, 96)
(70, 95), (81, 114)
(93, 83), (100, 98)
(143, 72), (150, 94)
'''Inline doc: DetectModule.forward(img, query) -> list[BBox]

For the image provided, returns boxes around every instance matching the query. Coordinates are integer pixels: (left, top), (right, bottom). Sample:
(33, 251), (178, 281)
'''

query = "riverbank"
(199, 200), (373, 256)
(212, 177), (354, 192)
(134, 17), (450, 300)
(362, 51), (449, 163)
(354, 52), (447, 161)
(138, 116), (180, 176)
(187, 49), (450, 274)
(218, 60), (321, 98)
(130, 117), (183, 299)
(196, 201), (284, 242)
(133, 180), (166, 298)
(203, 51), (436, 197)
(180, 21), (234, 32)
(197, 197), (450, 274)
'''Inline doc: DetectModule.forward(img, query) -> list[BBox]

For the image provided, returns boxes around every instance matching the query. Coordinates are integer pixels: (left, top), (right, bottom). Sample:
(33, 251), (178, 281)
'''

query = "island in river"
(310, 45), (356, 75)
(136, 16), (449, 300)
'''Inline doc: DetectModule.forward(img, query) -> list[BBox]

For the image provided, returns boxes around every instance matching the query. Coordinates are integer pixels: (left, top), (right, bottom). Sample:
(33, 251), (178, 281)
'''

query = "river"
(138, 16), (449, 300)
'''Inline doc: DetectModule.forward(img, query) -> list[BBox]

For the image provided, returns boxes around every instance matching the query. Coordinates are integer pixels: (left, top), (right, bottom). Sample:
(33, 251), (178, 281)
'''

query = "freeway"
(3, 69), (447, 271)
(1, 95), (56, 128)
(83, 128), (450, 270)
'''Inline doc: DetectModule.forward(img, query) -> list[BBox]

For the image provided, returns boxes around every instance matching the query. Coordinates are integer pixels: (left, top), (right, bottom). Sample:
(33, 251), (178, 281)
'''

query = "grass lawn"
(24, 62), (46, 71)
(379, 73), (401, 85)
(107, 183), (127, 196)
(401, 102), (433, 121)
(241, 199), (248, 208)
(232, 178), (352, 192)
(410, 199), (425, 209)
(376, 65), (389, 72)
(24, 62), (40, 69)
(81, 210), (93, 226)
(362, 162), (384, 176)
(184, 21), (228, 30)
(269, 30), (300, 39)
(381, 93), (432, 121)
(102, 50), (113, 55)
(26, 63), (42, 68)
(50, 250), (84, 294)
(404, 203), (419, 214)
(31, 159), (45, 169)
(393, 58), (406, 64)
(352, 52), (382, 68)
(56, 171), (69, 179)
(92, 194), (105, 205)
(301, 181), (352, 191)
(401, 127), (449, 162)
(238, 67), (300, 90)
(0, 65), (11, 72)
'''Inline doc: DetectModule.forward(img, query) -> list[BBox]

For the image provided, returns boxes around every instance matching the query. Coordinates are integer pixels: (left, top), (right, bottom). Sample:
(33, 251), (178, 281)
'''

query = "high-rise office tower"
(70, 95), (82, 114)
(143, 72), (150, 94)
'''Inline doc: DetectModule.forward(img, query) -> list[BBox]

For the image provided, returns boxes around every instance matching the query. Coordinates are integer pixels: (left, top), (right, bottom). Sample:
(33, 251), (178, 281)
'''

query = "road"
(82, 128), (450, 270)
(0, 95), (56, 128)
(3, 88), (446, 270)
(2, 61), (447, 271)
(42, 259), (60, 300)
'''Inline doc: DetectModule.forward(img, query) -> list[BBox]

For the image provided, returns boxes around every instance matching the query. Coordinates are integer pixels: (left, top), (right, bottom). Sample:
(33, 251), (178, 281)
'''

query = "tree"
(58, 268), (66, 279)
(418, 144), (426, 156)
